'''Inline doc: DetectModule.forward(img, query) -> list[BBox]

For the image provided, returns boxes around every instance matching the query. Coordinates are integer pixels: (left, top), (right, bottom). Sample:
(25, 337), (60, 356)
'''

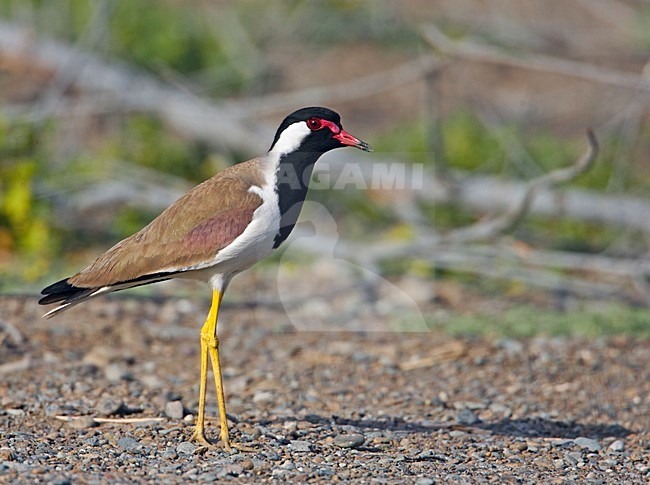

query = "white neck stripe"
(268, 122), (311, 158)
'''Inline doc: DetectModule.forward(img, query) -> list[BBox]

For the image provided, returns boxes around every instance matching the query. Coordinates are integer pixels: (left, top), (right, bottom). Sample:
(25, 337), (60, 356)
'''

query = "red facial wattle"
(307, 117), (373, 152)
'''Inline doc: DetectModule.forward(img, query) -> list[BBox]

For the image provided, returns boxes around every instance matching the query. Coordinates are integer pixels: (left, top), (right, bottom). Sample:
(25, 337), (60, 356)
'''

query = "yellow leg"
(190, 290), (221, 447)
(190, 290), (255, 452)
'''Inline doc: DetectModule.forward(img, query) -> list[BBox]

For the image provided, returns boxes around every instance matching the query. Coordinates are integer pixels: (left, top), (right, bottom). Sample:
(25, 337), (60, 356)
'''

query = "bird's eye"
(307, 117), (323, 131)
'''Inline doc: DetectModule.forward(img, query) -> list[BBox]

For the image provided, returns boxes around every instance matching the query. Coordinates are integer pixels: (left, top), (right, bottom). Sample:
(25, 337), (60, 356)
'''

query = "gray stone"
(252, 390), (275, 403)
(97, 398), (124, 416)
(66, 416), (96, 430)
(334, 433), (365, 449)
(44, 404), (62, 417)
(608, 439), (624, 452)
(223, 464), (244, 476)
(574, 437), (601, 452)
(564, 451), (582, 466)
(288, 440), (312, 452)
(161, 449), (178, 460)
(599, 459), (617, 470)
(176, 441), (197, 455)
(457, 408), (480, 425)
(164, 400), (184, 419)
(84, 437), (100, 447)
(488, 402), (512, 417)
(104, 363), (129, 383)
(117, 437), (140, 451)
(415, 478), (434, 485)
(497, 338), (524, 355)
(549, 439), (574, 447)
(316, 466), (336, 476)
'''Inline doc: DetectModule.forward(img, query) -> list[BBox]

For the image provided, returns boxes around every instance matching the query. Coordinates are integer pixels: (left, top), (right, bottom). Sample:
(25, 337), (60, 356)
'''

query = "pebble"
(608, 440), (624, 452)
(117, 437), (140, 451)
(96, 398), (124, 416)
(497, 338), (524, 355)
(104, 363), (130, 383)
(415, 478), (434, 485)
(457, 408), (480, 425)
(3, 295), (648, 483)
(223, 464), (244, 476)
(161, 449), (178, 460)
(44, 404), (62, 417)
(573, 437), (601, 452)
(141, 375), (165, 389)
(514, 442), (528, 452)
(0, 448), (15, 461)
(550, 439), (574, 447)
(82, 346), (118, 368)
(599, 459), (617, 470)
(283, 421), (298, 433)
(333, 434), (365, 449)
(564, 451), (583, 466)
(176, 441), (197, 455)
(164, 400), (184, 419)
(253, 391), (275, 403)
(488, 402), (512, 417)
(85, 436), (100, 446)
(288, 440), (312, 452)
(66, 416), (96, 430)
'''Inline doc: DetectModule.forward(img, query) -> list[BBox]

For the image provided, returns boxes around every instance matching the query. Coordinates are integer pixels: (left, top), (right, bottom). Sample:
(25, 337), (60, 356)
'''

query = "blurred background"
(1, 0), (649, 337)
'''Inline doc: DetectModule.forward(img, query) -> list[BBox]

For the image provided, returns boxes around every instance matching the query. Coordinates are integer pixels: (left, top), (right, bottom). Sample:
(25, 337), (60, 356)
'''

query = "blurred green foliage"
(0, 0), (648, 333)
(1, 105), (646, 291)
(109, 115), (210, 181)
(0, 118), (58, 286)
(426, 303), (650, 338)
(442, 110), (505, 172)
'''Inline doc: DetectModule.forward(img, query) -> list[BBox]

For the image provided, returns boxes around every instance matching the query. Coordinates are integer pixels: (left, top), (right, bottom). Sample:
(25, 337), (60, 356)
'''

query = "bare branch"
(0, 355), (31, 375)
(0, 19), (262, 154)
(442, 129), (599, 243)
(0, 320), (25, 346)
(222, 56), (440, 119)
(421, 24), (650, 95)
(0, 20), (439, 151)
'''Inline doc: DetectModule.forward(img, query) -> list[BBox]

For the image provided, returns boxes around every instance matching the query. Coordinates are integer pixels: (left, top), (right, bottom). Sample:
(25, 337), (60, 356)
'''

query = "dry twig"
(421, 24), (650, 95)
(442, 129), (599, 243)
(54, 415), (165, 425)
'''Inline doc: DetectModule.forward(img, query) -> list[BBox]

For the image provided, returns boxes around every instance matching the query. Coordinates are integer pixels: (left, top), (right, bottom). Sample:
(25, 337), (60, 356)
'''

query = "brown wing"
(68, 159), (265, 288)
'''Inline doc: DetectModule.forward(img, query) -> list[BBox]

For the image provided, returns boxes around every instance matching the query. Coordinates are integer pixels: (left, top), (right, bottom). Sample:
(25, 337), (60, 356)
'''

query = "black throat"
(273, 150), (322, 248)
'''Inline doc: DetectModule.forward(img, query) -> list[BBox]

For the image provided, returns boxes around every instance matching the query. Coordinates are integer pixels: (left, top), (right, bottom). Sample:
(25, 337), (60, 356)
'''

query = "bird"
(39, 106), (372, 451)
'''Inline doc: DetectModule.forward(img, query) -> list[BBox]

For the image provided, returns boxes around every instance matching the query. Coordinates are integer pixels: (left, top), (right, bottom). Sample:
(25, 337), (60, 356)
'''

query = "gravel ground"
(1, 293), (648, 483)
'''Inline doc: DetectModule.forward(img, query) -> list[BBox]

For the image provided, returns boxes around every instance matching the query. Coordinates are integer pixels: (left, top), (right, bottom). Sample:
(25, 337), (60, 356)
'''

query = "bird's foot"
(226, 441), (257, 453)
(190, 428), (257, 453)
(189, 428), (212, 448)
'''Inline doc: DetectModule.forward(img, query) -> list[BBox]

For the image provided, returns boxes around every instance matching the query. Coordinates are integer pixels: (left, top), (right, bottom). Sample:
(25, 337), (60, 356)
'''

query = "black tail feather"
(39, 271), (177, 309)
(39, 278), (93, 305)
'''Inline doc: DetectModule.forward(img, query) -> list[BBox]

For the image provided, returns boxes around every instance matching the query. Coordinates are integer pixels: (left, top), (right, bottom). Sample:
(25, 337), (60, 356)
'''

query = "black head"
(269, 107), (372, 155)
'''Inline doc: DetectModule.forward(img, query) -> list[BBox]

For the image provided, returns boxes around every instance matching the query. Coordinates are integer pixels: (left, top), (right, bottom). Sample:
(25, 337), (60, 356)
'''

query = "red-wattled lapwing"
(39, 107), (372, 451)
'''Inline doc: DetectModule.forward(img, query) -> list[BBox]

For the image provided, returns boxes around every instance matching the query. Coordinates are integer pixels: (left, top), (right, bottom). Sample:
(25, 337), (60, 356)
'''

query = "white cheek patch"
(269, 122), (311, 157)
